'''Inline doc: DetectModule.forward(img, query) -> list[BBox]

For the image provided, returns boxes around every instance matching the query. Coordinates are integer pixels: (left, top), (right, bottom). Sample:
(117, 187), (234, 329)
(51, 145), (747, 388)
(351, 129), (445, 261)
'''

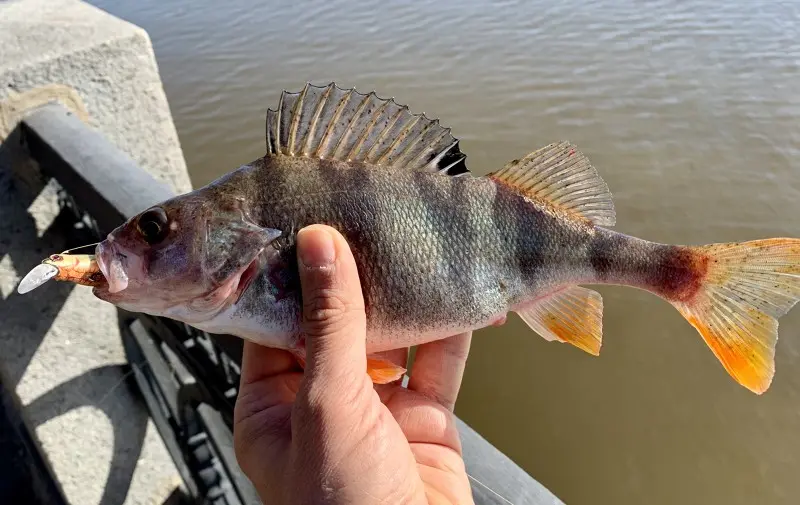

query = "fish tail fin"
(671, 238), (800, 394)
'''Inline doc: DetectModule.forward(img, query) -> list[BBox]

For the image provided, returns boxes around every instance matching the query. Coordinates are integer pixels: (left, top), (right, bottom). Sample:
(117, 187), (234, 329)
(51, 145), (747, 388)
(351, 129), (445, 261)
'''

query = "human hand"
(233, 224), (475, 504)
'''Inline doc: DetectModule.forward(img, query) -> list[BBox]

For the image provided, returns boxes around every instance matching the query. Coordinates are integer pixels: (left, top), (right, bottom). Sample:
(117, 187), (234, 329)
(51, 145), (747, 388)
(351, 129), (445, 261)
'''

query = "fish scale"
(22, 82), (800, 393)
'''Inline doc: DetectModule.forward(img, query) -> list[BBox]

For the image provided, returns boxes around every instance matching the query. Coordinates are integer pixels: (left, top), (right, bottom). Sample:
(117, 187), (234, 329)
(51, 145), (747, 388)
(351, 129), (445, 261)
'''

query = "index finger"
(239, 340), (299, 385)
(406, 332), (472, 411)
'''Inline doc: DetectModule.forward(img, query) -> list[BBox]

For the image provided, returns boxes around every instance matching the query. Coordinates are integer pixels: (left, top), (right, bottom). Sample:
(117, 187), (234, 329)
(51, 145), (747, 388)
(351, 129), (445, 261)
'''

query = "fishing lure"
(17, 245), (104, 294)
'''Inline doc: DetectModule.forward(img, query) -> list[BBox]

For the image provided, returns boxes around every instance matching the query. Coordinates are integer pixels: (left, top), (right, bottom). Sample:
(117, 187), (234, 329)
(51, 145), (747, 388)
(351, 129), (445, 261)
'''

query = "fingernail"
(297, 227), (336, 268)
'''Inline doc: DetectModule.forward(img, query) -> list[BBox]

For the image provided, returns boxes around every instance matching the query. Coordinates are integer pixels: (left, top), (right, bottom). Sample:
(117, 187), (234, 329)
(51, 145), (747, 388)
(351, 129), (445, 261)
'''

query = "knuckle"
(297, 375), (371, 421)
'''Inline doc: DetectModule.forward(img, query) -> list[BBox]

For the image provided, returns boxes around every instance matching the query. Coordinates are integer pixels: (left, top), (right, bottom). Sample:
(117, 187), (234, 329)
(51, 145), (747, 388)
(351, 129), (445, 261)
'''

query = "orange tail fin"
(672, 238), (800, 394)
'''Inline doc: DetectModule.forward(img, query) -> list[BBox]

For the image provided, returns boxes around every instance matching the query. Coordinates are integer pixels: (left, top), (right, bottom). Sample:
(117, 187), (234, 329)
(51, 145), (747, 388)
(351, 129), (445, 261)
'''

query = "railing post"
(20, 104), (177, 235)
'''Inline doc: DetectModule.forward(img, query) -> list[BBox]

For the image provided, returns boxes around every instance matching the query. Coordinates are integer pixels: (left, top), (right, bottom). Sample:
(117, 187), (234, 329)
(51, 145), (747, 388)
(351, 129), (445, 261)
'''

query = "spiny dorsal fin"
(489, 142), (616, 227)
(265, 82), (468, 176)
(517, 285), (603, 356)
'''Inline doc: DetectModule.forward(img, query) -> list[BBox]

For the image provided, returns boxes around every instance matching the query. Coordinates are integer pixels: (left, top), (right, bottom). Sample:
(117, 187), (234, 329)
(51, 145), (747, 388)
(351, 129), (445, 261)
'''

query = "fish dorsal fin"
(265, 83), (468, 176)
(489, 142), (616, 227)
(517, 285), (604, 355)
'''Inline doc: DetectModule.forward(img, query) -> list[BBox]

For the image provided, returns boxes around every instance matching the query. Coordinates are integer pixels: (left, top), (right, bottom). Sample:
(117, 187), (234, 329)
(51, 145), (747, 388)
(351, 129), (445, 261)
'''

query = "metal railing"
(21, 103), (257, 505)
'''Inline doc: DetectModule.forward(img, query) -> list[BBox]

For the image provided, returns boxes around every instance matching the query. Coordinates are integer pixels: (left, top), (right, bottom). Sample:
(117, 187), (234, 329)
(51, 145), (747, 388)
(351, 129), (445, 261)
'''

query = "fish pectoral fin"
(516, 285), (604, 356)
(266, 83), (468, 176)
(488, 142), (616, 227)
(366, 355), (407, 384)
(292, 351), (406, 385)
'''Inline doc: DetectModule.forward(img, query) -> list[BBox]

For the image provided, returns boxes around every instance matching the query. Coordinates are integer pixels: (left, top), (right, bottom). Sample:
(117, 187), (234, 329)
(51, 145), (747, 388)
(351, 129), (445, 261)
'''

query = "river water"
(89, 1), (800, 503)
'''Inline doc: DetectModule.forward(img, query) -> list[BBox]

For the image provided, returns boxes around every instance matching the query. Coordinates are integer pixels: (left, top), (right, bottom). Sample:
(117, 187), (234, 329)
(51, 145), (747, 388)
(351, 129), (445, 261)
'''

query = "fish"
(33, 82), (800, 394)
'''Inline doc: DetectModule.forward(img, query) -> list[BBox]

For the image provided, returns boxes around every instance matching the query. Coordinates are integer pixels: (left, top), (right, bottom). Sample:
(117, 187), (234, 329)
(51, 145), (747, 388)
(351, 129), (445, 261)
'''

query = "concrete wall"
(0, 0), (193, 194)
(0, 1), (192, 503)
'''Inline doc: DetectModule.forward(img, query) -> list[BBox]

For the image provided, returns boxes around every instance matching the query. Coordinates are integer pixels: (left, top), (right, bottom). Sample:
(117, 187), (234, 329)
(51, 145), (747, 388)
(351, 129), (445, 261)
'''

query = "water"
(88, 1), (800, 503)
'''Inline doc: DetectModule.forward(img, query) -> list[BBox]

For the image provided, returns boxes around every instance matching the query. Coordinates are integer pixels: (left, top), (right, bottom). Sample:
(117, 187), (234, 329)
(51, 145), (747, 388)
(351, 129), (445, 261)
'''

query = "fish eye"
(136, 207), (169, 245)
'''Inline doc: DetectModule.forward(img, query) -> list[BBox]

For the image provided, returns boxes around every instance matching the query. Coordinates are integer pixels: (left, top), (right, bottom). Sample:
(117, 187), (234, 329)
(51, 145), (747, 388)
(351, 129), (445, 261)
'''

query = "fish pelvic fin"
(517, 285), (603, 356)
(292, 351), (406, 385)
(365, 356), (407, 384)
(265, 83), (468, 176)
(670, 238), (800, 394)
(488, 142), (616, 227)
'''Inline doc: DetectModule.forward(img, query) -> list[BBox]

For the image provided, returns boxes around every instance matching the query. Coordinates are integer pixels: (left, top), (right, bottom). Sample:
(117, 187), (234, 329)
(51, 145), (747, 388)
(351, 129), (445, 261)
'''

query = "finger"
(296, 224), (368, 390)
(371, 348), (409, 370)
(239, 340), (299, 385)
(381, 387), (463, 453)
(236, 341), (302, 421)
(407, 332), (472, 411)
(235, 373), (302, 428)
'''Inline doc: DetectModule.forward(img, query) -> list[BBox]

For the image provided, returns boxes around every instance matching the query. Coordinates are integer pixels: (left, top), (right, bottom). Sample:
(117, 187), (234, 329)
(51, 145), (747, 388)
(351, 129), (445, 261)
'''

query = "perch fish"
(20, 83), (800, 394)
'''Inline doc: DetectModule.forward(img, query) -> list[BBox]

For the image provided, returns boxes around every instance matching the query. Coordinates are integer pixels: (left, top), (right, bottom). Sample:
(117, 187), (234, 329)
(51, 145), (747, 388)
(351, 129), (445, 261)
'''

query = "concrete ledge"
(0, 0), (193, 195)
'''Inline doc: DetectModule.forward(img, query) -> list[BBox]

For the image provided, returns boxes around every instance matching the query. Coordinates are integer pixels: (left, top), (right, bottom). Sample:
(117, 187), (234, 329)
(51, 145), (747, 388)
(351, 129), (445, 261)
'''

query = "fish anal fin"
(489, 142), (616, 227)
(516, 285), (603, 355)
(265, 83), (469, 176)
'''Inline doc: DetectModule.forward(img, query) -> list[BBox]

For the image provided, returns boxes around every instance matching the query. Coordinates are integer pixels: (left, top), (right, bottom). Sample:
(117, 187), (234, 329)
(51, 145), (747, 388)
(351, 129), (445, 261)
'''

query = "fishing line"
(467, 473), (516, 505)
(51, 362), (150, 419)
(95, 363), (143, 408)
(58, 242), (100, 255)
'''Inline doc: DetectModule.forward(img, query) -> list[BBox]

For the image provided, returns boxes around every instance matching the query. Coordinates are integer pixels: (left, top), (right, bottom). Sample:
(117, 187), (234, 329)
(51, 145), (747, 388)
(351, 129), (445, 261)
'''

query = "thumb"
(296, 224), (368, 388)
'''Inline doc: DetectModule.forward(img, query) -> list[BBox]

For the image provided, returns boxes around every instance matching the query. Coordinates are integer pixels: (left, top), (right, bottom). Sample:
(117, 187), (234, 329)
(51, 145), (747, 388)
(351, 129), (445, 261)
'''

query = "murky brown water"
(90, 1), (800, 503)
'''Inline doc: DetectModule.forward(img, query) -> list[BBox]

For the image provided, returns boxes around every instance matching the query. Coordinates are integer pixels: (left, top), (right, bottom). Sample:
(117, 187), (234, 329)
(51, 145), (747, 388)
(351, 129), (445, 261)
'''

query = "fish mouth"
(96, 241), (129, 293)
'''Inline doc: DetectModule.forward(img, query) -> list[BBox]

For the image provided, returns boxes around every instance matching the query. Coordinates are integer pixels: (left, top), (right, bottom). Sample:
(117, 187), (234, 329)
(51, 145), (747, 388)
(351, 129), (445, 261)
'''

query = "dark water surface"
(89, 1), (800, 503)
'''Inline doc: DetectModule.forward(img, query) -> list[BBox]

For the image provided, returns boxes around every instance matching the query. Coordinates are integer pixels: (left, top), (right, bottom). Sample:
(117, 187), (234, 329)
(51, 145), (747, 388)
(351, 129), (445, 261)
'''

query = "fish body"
(200, 157), (588, 350)
(80, 83), (800, 394)
(184, 156), (688, 353)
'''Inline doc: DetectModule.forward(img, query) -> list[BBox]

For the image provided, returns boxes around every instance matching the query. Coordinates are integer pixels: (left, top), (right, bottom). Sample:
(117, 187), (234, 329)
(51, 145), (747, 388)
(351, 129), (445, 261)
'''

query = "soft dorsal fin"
(488, 142), (616, 227)
(265, 82), (468, 176)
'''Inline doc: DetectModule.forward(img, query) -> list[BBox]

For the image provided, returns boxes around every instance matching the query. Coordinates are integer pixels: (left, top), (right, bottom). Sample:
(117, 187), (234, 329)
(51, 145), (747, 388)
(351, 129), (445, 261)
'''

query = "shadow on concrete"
(24, 364), (150, 505)
(0, 367), (69, 505)
(0, 128), (165, 504)
(0, 130), (79, 388)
